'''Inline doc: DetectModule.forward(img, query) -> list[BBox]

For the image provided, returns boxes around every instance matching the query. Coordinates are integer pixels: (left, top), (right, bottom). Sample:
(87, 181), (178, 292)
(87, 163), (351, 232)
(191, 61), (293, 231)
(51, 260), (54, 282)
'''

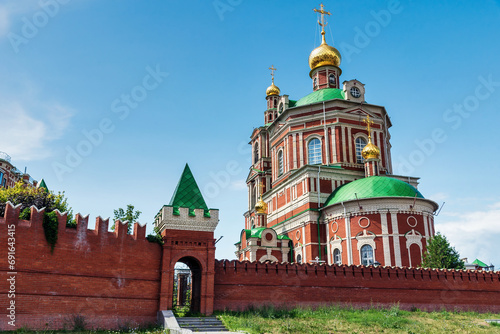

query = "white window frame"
(354, 135), (368, 164)
(307, 137), (322, 165)
(360, 244), (374, 266)
(277, 149), (284, 176)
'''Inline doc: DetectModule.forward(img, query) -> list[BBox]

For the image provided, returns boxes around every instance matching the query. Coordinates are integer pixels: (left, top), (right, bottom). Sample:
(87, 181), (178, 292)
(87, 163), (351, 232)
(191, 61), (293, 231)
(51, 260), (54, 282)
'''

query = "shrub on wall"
(43, 211), (59, 252)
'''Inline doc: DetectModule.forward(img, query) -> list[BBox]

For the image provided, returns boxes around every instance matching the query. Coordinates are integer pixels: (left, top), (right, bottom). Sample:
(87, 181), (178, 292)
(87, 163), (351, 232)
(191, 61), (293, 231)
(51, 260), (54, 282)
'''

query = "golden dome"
(362, 139), (381, 160)
(266, 82), (280, 96)
(255, 196), (268, 214)
(309, 41), (341, 70)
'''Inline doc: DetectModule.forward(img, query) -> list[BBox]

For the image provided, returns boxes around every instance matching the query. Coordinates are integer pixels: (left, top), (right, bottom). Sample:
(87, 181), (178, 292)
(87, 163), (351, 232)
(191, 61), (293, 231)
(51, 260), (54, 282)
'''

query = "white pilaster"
(390, 210), (402, 267)
(380, 211), (392, 266)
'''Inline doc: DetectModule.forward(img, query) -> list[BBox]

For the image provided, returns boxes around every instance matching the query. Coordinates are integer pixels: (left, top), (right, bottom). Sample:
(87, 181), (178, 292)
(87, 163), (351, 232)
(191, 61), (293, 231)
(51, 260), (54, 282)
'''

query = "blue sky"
(1, 0), (499, 266)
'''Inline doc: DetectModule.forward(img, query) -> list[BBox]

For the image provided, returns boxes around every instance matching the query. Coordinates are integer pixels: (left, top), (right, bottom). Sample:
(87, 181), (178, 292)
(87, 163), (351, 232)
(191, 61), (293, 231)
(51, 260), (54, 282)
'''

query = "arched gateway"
(155, 164), (219, 315)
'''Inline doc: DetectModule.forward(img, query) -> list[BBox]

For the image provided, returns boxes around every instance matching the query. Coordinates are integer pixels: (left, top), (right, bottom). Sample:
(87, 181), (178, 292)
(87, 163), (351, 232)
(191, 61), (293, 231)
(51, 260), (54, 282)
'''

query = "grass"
(215, 305), (500, 334)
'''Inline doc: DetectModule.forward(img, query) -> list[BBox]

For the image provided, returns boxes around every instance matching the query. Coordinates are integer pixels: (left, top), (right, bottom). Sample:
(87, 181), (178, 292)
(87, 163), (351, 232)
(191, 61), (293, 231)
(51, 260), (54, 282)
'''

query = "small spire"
(313, 3), (331, 45)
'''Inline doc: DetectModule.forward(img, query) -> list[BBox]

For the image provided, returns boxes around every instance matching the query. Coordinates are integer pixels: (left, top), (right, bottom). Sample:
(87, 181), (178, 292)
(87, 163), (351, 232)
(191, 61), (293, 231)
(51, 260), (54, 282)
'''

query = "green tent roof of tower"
(295, 88), (346, 107)
(324, 176), (424, 207)
(168, 164), (208, 210)
(37, 178), (48, 192)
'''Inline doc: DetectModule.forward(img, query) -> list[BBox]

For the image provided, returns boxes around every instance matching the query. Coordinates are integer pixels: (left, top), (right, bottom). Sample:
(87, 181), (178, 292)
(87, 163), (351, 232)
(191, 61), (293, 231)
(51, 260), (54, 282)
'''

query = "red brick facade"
(1, 203), (499, 330)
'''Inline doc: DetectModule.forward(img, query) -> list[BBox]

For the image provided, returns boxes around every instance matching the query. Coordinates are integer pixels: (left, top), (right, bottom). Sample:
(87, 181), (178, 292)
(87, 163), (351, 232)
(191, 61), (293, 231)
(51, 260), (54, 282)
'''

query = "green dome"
(324, 176), (424, 207)
(295, 88), (345, 107)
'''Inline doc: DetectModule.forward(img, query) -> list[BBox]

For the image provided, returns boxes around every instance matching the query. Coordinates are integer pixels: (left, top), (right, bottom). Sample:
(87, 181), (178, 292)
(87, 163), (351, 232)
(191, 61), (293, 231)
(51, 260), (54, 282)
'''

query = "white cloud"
(0, 101), (74, 160)
(435, 202), (500, 266)
(0, 1), (41, 38)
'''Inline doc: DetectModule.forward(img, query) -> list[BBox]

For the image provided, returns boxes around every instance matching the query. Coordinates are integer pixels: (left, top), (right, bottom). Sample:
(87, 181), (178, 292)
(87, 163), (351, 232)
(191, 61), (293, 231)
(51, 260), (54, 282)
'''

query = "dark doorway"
(174, 257), (202, 314)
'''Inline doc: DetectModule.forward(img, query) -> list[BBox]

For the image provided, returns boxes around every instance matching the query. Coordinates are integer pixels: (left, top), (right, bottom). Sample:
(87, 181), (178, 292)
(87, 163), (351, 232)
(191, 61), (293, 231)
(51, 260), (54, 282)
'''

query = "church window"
(279, 103), (284, 114)
(355, 137), (367, 163)
(296, 254), (302, 264)
(278, 150), (284, 176)
(254, 143), (259, 164)
(333, 248), (341, 265)
(313, 78), (318, 90)
(329, 74), (336, 87)
(308, 138), (322, 165)
(361, 244), (374, 266)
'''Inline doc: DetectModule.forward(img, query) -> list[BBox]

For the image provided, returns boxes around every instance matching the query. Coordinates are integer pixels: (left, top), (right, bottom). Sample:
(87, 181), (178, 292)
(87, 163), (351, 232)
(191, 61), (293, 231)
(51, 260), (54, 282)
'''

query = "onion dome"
(309, 41), (342, 70)
(255, 196), (268, 214)
(266, 82), (280, 96)
(361, 138), (381, 160)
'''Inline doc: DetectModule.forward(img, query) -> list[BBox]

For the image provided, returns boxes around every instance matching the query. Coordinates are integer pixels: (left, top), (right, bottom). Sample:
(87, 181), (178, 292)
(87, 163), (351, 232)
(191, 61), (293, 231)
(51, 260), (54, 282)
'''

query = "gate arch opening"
(174, 256), (202, 314)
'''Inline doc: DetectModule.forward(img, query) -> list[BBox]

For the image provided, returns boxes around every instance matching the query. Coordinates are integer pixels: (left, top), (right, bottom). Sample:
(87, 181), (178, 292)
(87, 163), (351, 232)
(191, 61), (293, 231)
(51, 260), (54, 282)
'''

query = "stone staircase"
(176, 317), (229, 332)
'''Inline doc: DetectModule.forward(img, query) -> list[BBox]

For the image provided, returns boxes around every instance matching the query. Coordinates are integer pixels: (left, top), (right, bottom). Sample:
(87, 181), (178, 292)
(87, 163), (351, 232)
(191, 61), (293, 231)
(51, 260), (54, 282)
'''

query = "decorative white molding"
(356, 230), (376, 251)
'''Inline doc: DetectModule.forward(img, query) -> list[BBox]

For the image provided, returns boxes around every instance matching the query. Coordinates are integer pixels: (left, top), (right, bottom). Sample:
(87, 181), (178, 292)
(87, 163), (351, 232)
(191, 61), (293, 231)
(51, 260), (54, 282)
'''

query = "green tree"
(421, 232), (465, 269)
(0, 181), (74, 224)
(112, 204), (141, 234)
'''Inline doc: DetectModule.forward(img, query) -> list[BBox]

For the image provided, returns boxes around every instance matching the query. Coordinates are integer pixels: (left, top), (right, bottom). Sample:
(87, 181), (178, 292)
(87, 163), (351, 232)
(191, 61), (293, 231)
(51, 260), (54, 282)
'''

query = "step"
(177, 317), (229, 332)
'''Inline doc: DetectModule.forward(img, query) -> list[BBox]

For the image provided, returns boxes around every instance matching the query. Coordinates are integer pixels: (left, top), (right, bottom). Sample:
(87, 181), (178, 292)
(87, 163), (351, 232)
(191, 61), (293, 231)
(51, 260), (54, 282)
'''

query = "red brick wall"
(0, 204), (162, 330)
(214, 260), (500, 313)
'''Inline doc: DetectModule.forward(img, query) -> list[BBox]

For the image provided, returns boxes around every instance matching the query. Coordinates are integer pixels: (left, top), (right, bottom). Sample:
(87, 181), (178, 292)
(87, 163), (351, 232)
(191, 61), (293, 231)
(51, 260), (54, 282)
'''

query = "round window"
(350, 86), (361, 98)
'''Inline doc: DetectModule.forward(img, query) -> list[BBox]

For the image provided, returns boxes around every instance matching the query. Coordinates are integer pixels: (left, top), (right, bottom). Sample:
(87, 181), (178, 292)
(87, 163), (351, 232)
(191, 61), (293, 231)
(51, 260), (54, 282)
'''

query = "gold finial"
(269, 65), (277, 83)
(313, 3), (331, 44)
(361, 115), (380, 160)
(363, 115), (374, 140)
(255, 180), (268, 214)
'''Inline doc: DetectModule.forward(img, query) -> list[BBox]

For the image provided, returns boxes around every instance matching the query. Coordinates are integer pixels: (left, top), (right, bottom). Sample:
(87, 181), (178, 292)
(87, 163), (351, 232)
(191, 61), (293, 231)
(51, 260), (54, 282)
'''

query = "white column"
(390, 210), (402, 267)
(330, 126), (337, 163)
(380, 211), (392, 266)
(292, 133), (297, 169)
(423, 214), (430, 238)
(341, 127), (347, 164)
(299, 132), (304, 166)
(345, 215), (352, 265)
(347, 127), (353, 163)
(326, 219), (331, 265)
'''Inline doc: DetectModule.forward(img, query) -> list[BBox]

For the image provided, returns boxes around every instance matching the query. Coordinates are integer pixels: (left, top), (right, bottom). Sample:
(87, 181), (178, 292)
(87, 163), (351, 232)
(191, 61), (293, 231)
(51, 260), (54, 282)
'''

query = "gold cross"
(313, 3), (331, 39)
(258, 180), (265, 196)
(269, 65), (277, 83)
(363, 115), (374, 139)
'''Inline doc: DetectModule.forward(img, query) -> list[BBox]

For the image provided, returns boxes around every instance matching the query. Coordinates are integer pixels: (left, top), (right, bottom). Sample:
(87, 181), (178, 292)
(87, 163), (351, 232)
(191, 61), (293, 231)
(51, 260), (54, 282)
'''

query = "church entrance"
(173, 256), (202, 314)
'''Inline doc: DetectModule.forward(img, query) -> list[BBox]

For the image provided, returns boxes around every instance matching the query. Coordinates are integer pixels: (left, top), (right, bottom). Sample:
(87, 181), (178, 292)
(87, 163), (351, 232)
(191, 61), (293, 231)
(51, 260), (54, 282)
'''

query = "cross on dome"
(269, 65), (277, 83)
(313, 3), (331, 44)
(363, 115), (374, 139)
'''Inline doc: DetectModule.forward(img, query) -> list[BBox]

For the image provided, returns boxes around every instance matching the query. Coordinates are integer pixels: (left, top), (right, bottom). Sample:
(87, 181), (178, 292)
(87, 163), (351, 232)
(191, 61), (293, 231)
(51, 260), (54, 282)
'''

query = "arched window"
(278, 150), (284, 176)
(307, 138), (322, 165)
(279, 103), (284, 114)
(355, 137), (367, 163)
(329, 74), (336, 87)
(296, 254), (302, 264)
(333, 249), (341, 265)
(361, 244), (374, 266)
(254, 143), (259, 164)
(313, 78), (318, 90)
(251, 185), (256, 208)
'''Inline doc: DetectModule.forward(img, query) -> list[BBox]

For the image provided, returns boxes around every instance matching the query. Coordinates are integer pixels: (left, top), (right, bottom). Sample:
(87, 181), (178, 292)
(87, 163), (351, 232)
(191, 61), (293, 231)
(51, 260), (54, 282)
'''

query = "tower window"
(278, 150), (284, 176)
(307, 138), (322, 165)
(361, 244), (374, 266)
(333, 248), (341, 265)
(329, 74), (336, 87)
(313, 78), (318, 90)
(296, 254), (302, 264)
(254, 143), (259, 164)
(355, 137), (367, 163)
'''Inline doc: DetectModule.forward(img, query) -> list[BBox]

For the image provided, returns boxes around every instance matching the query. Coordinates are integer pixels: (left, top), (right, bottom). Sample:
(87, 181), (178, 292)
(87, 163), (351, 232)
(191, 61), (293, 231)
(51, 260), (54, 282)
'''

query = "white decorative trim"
(407, 216), (418, 228)
(331, 221), (339, 233)
(295, 229), (301, 240)
(261, 228), (278, 247)
(405, 229), (422, 249)
(356, 230), (376, 251)
(358, 216), (370, 229)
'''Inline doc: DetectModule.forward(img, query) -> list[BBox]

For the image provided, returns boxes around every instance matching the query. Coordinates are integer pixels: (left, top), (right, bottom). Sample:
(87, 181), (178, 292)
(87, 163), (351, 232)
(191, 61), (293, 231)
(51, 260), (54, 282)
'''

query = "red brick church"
(235, 4), (439, 268)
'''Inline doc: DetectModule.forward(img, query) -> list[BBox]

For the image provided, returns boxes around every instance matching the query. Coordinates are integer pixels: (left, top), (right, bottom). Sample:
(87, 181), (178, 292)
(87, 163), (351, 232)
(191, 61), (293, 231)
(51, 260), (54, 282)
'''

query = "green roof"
(295, 88), (345, 107)
(472, 259), (489, 267)
(324, 176), (424, 207)
(37, 179), (48, 192)
(169, 164), (208, 210)
(243, 228), (291, 241)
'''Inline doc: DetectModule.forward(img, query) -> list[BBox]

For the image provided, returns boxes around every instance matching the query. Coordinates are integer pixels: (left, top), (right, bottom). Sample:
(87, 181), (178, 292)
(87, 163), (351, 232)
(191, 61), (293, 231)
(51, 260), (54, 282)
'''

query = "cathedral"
(235, 4), (439, 267)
